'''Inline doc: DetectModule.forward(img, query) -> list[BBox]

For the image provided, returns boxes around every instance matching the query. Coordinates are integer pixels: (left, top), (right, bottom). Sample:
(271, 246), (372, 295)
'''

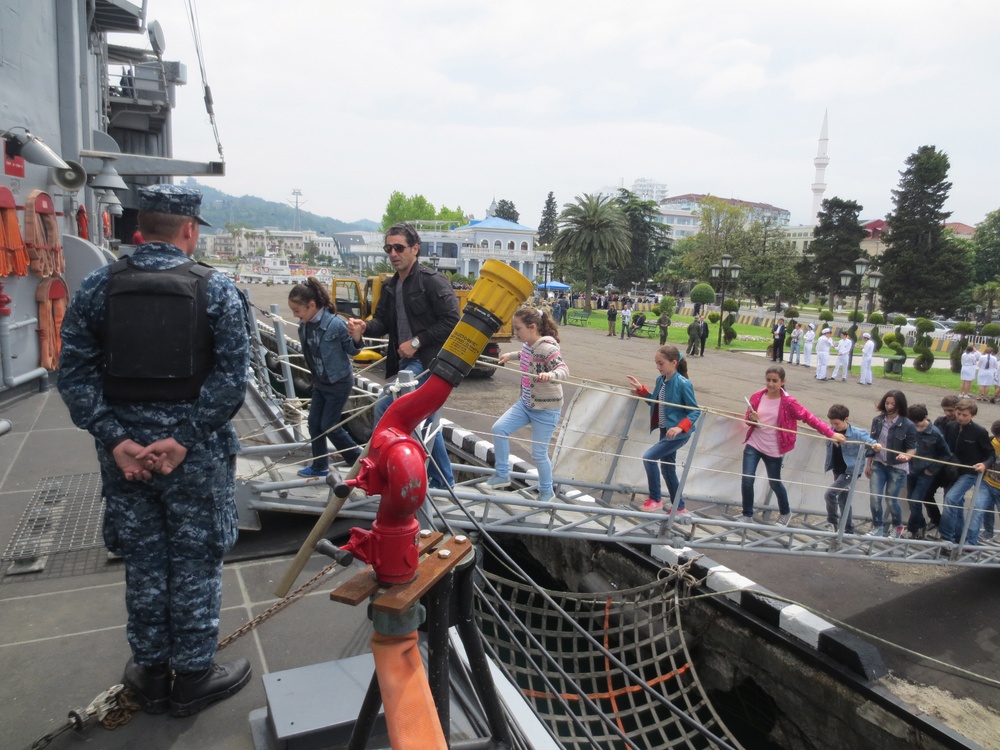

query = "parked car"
(897, 318), (952, 336)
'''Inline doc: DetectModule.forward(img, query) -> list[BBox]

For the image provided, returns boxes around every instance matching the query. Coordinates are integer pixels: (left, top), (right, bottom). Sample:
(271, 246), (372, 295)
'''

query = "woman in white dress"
(959, 345), (977, 397)
(976, 346), (997, 400)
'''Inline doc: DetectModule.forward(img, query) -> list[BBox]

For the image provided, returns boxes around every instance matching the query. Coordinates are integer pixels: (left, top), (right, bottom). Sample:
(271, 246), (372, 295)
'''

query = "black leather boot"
(169, 658), (252, 717)
(123, 658), (171, 714)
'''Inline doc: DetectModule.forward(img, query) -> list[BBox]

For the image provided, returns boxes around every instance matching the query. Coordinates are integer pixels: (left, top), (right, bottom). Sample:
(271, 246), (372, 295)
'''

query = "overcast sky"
(139, 1), (999, 229)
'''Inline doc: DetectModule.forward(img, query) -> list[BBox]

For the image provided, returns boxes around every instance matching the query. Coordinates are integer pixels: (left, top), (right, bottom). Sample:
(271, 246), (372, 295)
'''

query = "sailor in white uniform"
(830, 331), (853, 381)
(802, 323), (816, 368)
(815, 328), (833, 380)
(859, 332), (875, 385)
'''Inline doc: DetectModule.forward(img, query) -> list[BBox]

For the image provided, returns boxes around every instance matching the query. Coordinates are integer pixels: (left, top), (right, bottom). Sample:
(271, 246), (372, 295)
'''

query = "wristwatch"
(410, 336), (421, 349)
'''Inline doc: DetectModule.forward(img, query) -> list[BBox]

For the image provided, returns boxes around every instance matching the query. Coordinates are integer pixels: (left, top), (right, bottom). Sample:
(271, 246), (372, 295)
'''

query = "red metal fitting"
(0, 282), (11, 316)
(341, 375), (454, 584)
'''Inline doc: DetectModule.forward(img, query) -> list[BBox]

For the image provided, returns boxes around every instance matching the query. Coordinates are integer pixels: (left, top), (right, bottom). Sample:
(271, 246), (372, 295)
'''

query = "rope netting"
(475, 567), (740, 750)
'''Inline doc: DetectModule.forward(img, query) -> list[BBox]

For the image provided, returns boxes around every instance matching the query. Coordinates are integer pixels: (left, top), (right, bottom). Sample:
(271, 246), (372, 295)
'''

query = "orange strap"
(370, 631), (447, 750)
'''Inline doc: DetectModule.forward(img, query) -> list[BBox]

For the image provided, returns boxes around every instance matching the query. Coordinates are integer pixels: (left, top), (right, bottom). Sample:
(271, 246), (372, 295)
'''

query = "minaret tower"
(810, 110), (829, 224)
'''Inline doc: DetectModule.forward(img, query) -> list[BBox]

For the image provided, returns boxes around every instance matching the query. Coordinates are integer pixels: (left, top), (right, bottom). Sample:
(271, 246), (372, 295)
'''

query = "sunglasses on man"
(383, 243), (410, 254)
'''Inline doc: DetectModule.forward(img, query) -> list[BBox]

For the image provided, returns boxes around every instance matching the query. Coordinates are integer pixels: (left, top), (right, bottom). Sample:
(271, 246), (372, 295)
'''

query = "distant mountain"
(180, 179), (379, 234)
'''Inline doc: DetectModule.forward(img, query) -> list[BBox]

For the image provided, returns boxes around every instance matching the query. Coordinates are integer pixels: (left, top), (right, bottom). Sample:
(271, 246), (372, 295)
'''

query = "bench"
(635, 321), (660, 338)
(567, 309), (590, 326)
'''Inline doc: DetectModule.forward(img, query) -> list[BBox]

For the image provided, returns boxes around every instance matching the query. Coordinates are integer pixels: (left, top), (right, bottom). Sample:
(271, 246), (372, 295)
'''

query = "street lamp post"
(838, 256), (871, 371)
(709, 254), (742, 348)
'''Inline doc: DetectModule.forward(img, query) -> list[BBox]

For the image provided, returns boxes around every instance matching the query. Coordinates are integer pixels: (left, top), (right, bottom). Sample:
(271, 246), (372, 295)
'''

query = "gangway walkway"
(239, 326), (1000, 572)
(242, 468), (1000, 570)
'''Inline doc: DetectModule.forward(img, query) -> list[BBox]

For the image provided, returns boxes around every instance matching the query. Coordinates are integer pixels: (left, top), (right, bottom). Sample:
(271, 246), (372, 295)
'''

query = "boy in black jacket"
(938, 399), (994, 543)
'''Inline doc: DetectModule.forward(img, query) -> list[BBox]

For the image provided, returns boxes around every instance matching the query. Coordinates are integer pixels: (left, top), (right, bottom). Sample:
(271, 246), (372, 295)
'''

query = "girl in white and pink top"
(739, 365), (845, 524)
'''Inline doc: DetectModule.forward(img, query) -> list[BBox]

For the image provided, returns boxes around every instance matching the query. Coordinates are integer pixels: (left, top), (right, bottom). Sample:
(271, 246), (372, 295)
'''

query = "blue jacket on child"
(825, 423), (879, 475)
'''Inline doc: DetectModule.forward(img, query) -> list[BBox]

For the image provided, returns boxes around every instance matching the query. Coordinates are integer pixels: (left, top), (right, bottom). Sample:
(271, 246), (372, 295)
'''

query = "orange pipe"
(370, 630), (447, 750)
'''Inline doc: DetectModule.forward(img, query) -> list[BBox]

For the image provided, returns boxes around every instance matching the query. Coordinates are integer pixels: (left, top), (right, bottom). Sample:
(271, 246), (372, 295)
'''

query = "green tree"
(879, 146), (969, 316)
(381, 191), (438, 229)
(973, 281), (1000, 322)
(679, 197), (749, 281)
(611, 189), (672, 292)
(551, 194), (630, 313)
(735, 217), (799, 307)
(973, 209), (1000, 284)
(689, 282), (716, 305)
(304, 240), (319, 265)
(436, 205), (466, 226)
(537, 191), (559, 245)
(807, 197), (867, 308)
(494, 199), (520, 223)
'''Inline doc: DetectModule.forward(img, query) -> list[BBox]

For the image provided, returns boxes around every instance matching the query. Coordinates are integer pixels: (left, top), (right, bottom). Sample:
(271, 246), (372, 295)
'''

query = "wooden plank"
(329, 530), (446, 605)
(371, 536), (475, 615)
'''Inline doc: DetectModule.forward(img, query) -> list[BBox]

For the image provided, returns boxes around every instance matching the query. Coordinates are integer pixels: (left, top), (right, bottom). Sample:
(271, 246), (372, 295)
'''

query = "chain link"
(33, 560), (341, 743)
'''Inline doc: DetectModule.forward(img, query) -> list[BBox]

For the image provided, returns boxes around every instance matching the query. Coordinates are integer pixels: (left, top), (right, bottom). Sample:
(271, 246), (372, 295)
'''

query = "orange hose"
(370, 630), (447, 750)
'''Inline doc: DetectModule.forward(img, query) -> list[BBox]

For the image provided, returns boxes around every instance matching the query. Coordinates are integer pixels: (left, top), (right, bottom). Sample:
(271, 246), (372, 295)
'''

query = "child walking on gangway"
(627, 345), (700, 515)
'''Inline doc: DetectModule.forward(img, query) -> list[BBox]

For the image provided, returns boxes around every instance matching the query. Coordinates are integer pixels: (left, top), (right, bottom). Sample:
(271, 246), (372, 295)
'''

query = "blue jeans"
(741, 445), (788, 516)
(967, 481), (1000, 546)
(373, 358), (454, 489)
(642, 428), (693, 508)
(905, 471), (936, 534)
(941, 473), (981, 542)
(492, 401), (561, 494)
(308, 377), (361, 471)
(790, 340), (801, 365)
(869, 462), (905, 531)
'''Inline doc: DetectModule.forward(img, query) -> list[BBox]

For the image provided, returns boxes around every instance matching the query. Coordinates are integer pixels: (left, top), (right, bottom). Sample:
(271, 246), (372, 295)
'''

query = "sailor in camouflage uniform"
(58, 185), (252, 717)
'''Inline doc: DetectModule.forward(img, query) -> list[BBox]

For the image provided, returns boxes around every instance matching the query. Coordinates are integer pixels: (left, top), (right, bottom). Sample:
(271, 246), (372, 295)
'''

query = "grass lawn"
(569, 309), (969, 392)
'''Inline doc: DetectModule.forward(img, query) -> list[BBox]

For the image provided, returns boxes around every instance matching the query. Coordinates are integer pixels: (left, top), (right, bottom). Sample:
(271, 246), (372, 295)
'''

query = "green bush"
(690, 283), (716, 305)
(707, 312), (721, 324)
(982, 323), (1000, 337)
(951, 338), (968, 373)
(660, 296), (676, 316)
(952, 322), (976, 336)
(723, 312), (738, 344)
(818, 310), (834, 322)
(784, 306), (799, 318)
(892, 315), (907, 327)
(868, 312), (885, 325)
(847, 310), (866, 323)
(871, 326), (883, 352)
(722, 297), (739, 313)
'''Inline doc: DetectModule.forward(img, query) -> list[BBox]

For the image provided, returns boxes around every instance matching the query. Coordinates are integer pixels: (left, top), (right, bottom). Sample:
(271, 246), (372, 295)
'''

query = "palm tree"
(551, 194), (630, 312)
(973, 280), (1000, 323)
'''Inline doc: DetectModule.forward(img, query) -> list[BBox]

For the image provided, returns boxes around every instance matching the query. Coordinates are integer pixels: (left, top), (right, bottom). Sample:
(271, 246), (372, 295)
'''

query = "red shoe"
(641, 498), (663, 511)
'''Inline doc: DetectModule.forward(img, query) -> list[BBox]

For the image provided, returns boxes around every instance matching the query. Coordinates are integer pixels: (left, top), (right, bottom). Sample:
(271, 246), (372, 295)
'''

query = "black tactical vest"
(103, 258), (215, 401)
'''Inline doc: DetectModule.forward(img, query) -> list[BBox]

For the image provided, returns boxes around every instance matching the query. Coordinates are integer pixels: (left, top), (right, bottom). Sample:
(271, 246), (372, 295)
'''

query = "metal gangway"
(236, 359), (1000, 570)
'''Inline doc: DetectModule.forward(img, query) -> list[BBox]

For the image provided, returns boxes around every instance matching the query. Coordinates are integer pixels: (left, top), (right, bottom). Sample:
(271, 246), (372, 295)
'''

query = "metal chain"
(217, 560), (339, 650)
(33, 560), (341, 743)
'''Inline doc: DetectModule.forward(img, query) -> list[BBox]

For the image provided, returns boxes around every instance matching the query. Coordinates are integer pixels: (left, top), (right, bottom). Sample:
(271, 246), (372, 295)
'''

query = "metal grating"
(3, 473), (106, 575)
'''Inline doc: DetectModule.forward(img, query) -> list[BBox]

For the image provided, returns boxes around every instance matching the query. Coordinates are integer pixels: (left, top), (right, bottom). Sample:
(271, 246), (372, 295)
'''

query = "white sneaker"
(777, 513), (792, 526)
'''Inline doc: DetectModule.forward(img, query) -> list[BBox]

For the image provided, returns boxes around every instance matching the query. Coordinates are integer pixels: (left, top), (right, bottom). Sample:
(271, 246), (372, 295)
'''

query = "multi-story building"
(660, 194), (791, 227)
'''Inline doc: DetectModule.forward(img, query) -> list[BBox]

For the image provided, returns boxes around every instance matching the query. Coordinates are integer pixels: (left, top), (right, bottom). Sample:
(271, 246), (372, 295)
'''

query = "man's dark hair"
(908, 404), (928, 423)
(991, 419), (1000, 438)
(385, 222), (421, 255)
(827, 404), (850, 421)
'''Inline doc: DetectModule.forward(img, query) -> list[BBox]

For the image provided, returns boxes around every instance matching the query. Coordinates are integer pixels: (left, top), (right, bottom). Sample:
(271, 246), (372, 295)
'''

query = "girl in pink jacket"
(739, 365), (845, 524)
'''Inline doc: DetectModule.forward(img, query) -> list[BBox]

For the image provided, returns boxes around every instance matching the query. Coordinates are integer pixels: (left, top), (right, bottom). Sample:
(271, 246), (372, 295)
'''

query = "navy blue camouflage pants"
(100, 444), (238, 672)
